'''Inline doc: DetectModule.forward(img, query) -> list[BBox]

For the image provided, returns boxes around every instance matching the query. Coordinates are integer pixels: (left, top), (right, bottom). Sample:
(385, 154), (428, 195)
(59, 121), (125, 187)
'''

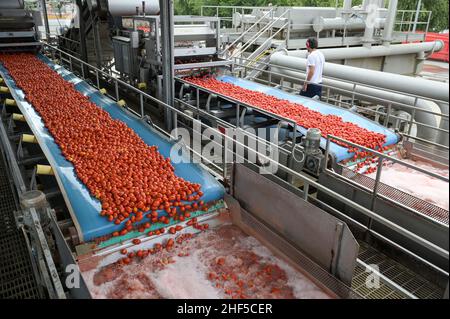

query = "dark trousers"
(300, 83), (323, 99)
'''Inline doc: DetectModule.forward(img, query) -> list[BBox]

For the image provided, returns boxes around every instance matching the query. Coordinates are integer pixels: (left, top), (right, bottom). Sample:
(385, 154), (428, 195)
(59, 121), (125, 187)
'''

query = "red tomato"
(0, 53), (206, 238)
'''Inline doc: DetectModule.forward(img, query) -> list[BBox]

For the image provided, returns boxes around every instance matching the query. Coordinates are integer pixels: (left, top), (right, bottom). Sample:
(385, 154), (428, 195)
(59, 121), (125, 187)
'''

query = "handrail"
(235, 56), (450, 117)
(233, 57), (449, 152)
(231, 9), (290, 60)
(246, 48), (274, 69)
(324, 134), (449, 229)
(221, 7), (275, 55)
(244, 23), (288, 64)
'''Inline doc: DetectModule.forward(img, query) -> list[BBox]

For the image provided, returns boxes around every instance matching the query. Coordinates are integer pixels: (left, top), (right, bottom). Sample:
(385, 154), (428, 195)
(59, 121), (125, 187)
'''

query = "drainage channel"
(0, 149), (42, 299)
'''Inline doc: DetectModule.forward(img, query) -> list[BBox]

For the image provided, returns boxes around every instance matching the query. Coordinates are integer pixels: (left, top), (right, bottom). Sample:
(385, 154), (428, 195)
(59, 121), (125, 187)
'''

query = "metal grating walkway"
(352, 242), (445, 299)
(341, 166), (449, 225)
(0, 150), (42, 299)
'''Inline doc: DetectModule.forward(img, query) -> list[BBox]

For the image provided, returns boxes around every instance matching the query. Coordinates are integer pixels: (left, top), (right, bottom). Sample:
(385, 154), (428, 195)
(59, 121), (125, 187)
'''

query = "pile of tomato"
(187, 76), (388, 163)
(0, 53), (204, 237)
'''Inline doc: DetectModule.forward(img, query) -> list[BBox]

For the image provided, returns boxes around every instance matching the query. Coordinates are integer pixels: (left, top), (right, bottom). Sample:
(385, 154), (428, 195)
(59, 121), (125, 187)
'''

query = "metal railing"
(200, 5), (273, 28)
(202, 5), (432, 50)
(221, 8), (275, 56)
(324, 134), (449, 226)
(230, 9), (290, 60)
(41, 43), (449, 291)
(396, 9), (432, 34)
(175, 67), (449, 225)
(232, 56), (450, 153)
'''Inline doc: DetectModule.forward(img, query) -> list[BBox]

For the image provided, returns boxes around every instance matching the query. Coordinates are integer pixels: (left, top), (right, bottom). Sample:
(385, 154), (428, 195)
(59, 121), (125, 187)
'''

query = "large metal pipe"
(40, 0), (50, 40)
(270, 51), (449, 102)
(159, 0), (174, 131)
(269, 64), (441, 143)
(313, 17), (385, 33)
(286, 41), (444, 60)
(382, 0), (398, 45)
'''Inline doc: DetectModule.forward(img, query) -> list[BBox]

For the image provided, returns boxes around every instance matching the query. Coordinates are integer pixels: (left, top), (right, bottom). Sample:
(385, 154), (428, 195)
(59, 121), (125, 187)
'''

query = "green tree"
(396, 0), (449, 32)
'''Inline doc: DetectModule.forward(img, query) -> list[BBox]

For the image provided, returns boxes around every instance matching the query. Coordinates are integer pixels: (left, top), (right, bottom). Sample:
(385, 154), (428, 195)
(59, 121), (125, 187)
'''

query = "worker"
(300, 37), (325, 99)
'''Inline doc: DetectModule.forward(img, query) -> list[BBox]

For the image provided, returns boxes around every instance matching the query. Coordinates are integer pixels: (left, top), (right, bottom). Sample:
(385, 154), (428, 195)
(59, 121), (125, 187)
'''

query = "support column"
(159, 0), (175, 131)
(412, 0), (422, 32)
(382, 0), (398, 46)
(40, 0), (50, 40)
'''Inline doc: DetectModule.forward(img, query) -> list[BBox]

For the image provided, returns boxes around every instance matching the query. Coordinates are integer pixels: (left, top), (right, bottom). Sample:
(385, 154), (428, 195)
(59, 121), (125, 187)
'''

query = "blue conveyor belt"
(217, 76), (399, 162)
(0, 55), (224, 242)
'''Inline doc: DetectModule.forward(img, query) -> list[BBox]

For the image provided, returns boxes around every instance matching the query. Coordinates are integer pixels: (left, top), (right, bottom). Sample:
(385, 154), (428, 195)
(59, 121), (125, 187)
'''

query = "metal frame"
(44, 45), (448, 275)
(324, 134), (449, 227)
(39, 44), (449, 297)
(0, 107), (65, 298)
(200, 5), (432, 50)
(233, 56), (449, 152)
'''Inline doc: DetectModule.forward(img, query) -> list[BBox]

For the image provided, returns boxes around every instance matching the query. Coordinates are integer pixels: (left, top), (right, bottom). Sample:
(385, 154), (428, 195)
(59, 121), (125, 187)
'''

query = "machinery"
(0, 0), (448, 300)
(0, 0), (42, 51)
(111, 14), (229, 99)
(0, 53), (360, 299)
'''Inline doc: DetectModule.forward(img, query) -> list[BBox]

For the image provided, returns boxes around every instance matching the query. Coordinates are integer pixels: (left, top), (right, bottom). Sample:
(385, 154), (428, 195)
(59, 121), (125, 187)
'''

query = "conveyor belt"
(0, 55), (225, 242)
(217, 76), (400, 163)
(0, 148), (41, 299)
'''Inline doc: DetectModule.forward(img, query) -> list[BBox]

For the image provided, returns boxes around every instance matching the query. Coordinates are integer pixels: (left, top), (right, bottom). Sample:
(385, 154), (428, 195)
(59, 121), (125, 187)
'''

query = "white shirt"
(306, 50), (325, 84)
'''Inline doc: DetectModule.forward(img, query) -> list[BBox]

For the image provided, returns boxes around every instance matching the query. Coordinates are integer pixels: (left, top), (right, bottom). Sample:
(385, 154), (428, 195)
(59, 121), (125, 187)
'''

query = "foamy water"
(82, 224), (331, 299)
(367, 159), (449, 211)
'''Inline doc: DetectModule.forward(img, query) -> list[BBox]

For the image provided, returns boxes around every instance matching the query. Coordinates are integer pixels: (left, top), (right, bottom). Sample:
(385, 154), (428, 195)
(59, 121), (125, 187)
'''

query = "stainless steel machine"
(0, 0), (42, 51)
(0, 0), (448, 300)
(112, 14), (230, 99)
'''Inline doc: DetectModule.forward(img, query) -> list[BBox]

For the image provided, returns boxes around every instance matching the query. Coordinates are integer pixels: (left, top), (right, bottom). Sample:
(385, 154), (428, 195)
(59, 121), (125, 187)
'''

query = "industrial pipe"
(270, 51), (449, 102)
(313, 17), (385, 33)
(284, 41), (444, 60)
(362, 0), (381, 47)
(268, 60), (443, 143)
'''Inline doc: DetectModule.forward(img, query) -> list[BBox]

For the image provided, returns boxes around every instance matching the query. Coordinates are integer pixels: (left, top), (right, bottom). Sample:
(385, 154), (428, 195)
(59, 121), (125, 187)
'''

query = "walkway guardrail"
(232, 56), (450, 153)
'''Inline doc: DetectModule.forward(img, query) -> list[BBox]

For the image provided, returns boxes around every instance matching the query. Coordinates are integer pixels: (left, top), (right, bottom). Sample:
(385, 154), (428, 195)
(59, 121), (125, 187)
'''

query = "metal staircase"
(223, 8), (290, 81)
